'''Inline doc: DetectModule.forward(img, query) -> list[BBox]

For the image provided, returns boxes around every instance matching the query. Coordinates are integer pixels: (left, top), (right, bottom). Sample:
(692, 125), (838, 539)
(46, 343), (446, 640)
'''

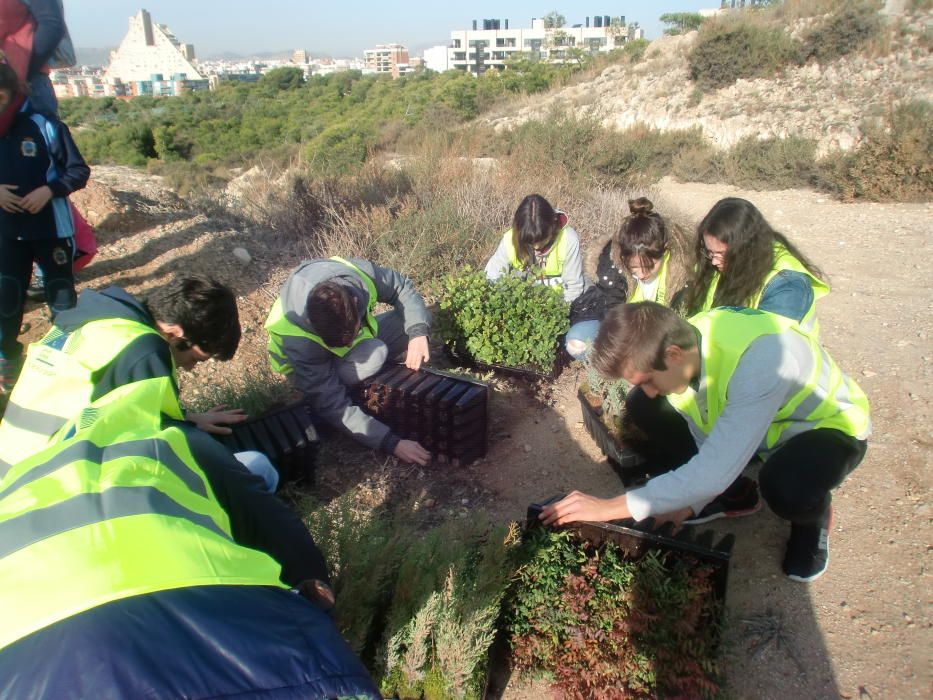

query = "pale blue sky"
(66, 1), (718, 58)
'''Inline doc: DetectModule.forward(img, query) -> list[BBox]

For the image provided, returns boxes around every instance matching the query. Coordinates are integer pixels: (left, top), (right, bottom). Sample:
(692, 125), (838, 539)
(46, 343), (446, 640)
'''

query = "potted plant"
(435, 269), (570, 380)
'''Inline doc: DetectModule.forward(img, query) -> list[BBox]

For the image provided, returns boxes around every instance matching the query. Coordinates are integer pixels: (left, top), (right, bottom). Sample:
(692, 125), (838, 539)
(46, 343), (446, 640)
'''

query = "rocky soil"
(485, 9), (933, 156)
(19, 166), (932, 698)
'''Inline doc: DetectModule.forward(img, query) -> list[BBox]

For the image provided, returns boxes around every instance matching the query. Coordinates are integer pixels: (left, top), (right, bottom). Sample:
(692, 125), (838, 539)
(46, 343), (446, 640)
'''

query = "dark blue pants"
(0, 236), (75, 359)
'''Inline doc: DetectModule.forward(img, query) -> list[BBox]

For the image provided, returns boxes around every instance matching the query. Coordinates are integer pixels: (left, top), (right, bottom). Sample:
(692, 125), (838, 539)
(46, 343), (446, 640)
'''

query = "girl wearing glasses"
(564, 197), (690, 359)
(684, 197), (828, 332)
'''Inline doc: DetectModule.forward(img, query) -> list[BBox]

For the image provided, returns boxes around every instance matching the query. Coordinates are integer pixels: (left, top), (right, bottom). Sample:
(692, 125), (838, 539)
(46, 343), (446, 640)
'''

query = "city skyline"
(67, 0), (718, 59)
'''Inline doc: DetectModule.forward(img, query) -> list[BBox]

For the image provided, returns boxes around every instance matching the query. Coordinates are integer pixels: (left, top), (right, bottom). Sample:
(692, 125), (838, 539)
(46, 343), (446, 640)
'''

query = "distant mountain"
(76, 47), (114, 67)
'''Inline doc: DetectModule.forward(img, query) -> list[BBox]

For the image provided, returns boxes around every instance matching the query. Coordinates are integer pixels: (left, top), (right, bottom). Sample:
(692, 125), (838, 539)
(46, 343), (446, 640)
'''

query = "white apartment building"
(105, 9), (203, 82)
(448, 15), (632, 75)
(363, 43), (409, 78)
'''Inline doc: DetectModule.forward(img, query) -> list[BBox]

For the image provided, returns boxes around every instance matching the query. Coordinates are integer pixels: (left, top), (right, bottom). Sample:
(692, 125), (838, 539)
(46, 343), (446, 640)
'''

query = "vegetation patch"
(507, 527), (722, 698)
(689, 18), (803, 91)
(435, 270), (569, 374)
(801, 1), (883, 63)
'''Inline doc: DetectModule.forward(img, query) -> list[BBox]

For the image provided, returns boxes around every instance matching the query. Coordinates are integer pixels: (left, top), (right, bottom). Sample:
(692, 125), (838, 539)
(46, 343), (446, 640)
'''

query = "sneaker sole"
(682, 499), (762, 525)
(786, 552), (829, 583)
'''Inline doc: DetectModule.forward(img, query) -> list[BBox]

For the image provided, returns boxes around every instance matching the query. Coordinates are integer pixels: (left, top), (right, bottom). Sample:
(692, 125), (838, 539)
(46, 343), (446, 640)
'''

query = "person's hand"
(19, 185), (53, 214)
(0, 184), (22, 213)
(540, 490), (629, 526)
(394, 439), (430, 466)
(187, 405), (248, 435)
(297, 578), (336, 613)
(651, 506), (693, 528)
(405, 335), (430, 371)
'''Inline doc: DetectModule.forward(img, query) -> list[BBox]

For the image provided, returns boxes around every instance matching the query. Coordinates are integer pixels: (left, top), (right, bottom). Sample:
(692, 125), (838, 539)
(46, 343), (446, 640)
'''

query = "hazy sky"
(66, 1), (719, 57)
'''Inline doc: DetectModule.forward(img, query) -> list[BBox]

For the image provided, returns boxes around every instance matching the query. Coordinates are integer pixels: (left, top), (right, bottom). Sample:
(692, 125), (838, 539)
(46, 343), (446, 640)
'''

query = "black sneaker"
(683, 475), (762, 525)
(783, 508), (832, 582)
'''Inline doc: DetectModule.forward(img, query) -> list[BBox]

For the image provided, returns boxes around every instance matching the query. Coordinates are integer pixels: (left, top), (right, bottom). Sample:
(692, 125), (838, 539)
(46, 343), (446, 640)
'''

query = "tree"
(659, 12), (704, 35)
(259, 66), (305, 91)
(542, 11), (565, 29)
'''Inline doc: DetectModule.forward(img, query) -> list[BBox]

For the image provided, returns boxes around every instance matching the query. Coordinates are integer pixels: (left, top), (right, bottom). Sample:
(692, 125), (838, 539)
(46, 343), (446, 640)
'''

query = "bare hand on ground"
(541, 490), (629, 526)
(19, 186), (52, 214)
(187, 405), (248, 435)
(405, 335), (430, 371)
(394, 439), (431, 466)
(0, 184), (22, 213)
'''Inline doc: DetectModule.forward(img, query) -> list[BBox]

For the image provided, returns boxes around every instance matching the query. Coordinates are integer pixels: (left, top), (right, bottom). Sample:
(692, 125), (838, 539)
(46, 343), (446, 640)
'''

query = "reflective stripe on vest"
(701, 243), (829, 332)
(0, 318), (183, 469)
(503, 227), (570, 281)
(667, 308), (870, 452)
(628, 250), (671, 305)
(265, 257), (380, 371)
(0, 381), (286, 651)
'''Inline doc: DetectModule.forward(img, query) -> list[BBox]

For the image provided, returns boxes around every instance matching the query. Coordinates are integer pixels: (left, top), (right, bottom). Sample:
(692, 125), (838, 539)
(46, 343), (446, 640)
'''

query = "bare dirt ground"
(21, 167), (931, 699)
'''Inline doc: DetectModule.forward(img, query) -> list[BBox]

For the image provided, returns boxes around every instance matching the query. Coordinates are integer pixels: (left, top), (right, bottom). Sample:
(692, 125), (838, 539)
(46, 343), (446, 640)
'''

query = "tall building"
(293, 49), (309, 64)
(448, 15), (631, 76)
(105, 9), (204, 82)
(363, 43), (409, 78)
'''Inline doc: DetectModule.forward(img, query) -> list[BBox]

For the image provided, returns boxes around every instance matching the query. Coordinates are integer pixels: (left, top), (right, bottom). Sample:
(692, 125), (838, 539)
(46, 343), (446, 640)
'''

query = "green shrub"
(802, 1), (883, 63)
(816, 100), (933, 201)
(435, 269), (570, 372)
(671, 142), (724, 183)
(689, 18), (803, 90)
(594, 125), (709, 186)
(304, 122), (374, 175)
(622, 38), (650, 63)
(720, 134), (819, 190)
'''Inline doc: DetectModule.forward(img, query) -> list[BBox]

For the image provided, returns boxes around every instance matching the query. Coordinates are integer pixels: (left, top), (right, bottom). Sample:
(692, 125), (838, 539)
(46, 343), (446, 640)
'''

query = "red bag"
(70, 203), (97, 272)
(0, 0), (33, 135)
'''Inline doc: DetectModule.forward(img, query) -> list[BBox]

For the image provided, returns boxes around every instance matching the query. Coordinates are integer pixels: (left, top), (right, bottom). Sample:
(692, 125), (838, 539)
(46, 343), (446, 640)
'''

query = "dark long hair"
(684, 197), (825, 313)
(613, 197), (669, 272)
(511, 194), (562, 268)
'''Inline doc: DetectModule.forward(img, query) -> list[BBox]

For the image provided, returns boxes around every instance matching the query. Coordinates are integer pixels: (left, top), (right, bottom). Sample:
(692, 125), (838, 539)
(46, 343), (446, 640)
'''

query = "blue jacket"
(0, 100), (89, 240)
(0, 585), (380, 699)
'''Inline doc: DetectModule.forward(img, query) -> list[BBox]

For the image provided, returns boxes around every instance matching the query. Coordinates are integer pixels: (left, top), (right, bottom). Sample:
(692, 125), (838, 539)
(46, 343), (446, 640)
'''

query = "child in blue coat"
(0, 63), (89, 393)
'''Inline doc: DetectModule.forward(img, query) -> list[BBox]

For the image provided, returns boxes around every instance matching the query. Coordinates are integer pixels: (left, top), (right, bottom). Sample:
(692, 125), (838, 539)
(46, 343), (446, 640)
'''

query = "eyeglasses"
(702, 247), (727, 262)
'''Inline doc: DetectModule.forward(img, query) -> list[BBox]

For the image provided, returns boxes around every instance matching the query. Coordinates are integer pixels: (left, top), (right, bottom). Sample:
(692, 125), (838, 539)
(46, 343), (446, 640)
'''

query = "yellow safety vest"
(0, 318), (184, 473)
(265, 257), (379, 373)
(0, 380), (286, 651)
(667, 308), (870, 451)
(628, 250), (671, 305)
(503, 227), (571, 281)
(702, 243), (829, 332)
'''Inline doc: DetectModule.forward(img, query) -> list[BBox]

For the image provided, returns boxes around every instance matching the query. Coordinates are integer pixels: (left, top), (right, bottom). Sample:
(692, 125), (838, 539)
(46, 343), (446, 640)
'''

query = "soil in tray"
(579, 388), (649, 449)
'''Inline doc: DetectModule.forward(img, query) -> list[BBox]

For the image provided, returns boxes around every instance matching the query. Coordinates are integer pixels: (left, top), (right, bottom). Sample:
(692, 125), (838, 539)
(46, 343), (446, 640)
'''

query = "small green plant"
(507, 527), (722, 699)
(721, 134), (820, 190)
(435, 268), (570, 373)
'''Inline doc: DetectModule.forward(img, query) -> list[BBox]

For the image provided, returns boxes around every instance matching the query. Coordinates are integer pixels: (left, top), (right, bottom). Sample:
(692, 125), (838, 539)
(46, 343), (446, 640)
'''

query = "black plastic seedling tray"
(444, 340), (567, 382)
(216, 400), (320, 484)
(356, 365), (489, 465)
(527, 496), (735, 603)
(577, 388), (649, 486)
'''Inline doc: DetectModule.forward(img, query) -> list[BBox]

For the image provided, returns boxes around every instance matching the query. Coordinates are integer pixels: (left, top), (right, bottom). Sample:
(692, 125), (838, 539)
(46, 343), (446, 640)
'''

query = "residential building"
(293, 48), (309, 64)
(363, 43), (409, 78)
(423, 45), (449, 72)
(448, 15), (632, 76)
(105, 9), (204, 83)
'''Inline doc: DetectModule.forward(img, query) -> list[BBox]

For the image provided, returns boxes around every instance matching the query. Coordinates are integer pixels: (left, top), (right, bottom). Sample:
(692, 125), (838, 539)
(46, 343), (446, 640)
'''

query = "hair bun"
(628, 197), (654, 217)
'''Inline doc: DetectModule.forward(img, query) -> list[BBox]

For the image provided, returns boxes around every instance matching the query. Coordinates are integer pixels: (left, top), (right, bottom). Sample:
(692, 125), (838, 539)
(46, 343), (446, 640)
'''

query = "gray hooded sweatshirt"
(276, 258), (431, 453)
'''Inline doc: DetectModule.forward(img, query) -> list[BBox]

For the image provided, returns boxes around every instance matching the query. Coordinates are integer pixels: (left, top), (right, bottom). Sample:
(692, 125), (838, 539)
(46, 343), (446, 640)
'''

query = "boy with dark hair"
(0, 61), (89, 393)
(0, 276), (257, 473)
(266, 257), (432, 466)
(543, 302), (870, 582)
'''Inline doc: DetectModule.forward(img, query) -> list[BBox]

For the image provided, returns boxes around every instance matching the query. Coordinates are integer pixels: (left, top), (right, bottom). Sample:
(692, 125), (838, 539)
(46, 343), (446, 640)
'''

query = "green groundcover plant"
(435, 269), (569, 373)
(507, 527), (722, 699)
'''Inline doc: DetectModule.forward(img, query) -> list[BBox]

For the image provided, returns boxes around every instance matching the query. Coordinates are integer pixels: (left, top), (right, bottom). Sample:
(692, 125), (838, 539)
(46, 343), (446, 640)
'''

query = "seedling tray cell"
(356, 366), (489, 465)
(445, 342), (566, 382)
(527, 496), (735, 604)
(577, 388), (648, 486)
(217, 401), (320, 484)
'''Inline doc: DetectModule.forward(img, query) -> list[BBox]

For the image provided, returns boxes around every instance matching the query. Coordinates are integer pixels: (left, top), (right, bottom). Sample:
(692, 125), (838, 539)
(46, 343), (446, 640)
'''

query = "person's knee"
(337, 339), (388, 385)
(566, 337), (588, 360)
(234, 450), (279, 493)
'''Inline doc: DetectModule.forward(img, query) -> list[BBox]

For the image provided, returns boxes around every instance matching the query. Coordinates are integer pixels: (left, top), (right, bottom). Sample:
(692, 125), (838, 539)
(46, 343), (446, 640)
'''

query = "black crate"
(217, 401), (319, 484)
(577, 388), (649, 487)
(444, 339), (566, 382)
(357, 366), (488, 465)
(527, 496), (735, 604)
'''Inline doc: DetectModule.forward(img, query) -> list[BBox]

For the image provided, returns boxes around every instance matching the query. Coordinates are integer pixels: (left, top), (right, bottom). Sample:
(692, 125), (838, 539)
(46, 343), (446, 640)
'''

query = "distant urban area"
(54, 7), (661, 99)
